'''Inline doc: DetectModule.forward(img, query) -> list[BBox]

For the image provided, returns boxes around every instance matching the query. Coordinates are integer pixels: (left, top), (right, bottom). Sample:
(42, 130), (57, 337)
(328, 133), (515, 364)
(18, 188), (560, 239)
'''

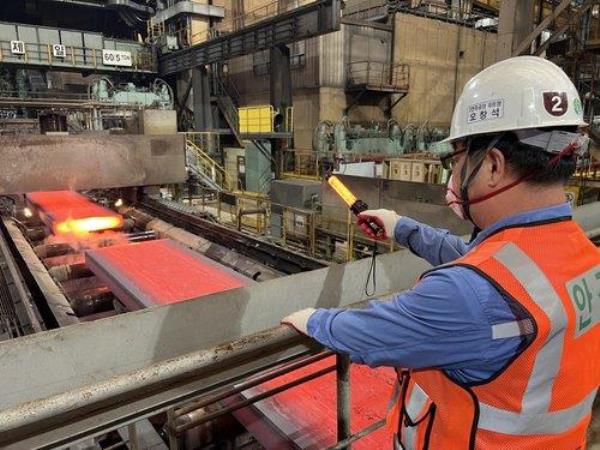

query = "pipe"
(173, 350), (333, 418)
(48, 263), (93, 283)
(237, 208), (267, 216)
(0, 325), (314, 432)
(173, 364), (336, 434)
(326, 419), (386, 450)
(336, 354), (351, 449)
(34, 243), (73, 259)
(126, 230), (157, 242)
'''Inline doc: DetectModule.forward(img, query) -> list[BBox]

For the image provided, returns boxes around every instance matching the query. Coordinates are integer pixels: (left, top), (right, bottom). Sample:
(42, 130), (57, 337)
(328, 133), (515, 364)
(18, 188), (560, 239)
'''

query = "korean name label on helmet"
(467, 99), (504, 124)
(543, 91), (568, 116)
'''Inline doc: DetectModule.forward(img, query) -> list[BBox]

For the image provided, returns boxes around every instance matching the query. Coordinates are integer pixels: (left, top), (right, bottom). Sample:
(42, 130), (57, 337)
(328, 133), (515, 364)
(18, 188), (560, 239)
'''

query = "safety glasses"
(440, 147), (468, 170)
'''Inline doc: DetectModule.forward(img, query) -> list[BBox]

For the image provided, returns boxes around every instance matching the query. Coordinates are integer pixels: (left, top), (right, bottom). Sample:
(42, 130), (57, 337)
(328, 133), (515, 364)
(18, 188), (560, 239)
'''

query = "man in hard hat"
(282, 56), (600, 449)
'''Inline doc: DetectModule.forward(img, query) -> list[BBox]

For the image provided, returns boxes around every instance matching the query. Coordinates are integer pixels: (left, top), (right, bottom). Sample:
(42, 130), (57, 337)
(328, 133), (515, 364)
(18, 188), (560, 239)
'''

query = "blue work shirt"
(307, 203), (572, 384)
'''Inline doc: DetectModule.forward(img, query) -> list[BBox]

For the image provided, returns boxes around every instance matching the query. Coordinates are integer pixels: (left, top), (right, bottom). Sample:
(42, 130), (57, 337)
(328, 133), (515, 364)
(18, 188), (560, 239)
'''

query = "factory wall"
(223, 7), (496, 150)
(317, 23), (390, 124)
(228, 35), (320, 95)
(228, 32), (321, 149)
(392, 13), (497, 127)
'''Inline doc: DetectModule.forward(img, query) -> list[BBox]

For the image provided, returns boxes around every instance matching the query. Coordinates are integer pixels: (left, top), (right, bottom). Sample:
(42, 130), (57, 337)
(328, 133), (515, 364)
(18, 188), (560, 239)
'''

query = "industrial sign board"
(102, 49), (133, 67)
(52, 44), (66, 58)
(10, 40), (25, 55)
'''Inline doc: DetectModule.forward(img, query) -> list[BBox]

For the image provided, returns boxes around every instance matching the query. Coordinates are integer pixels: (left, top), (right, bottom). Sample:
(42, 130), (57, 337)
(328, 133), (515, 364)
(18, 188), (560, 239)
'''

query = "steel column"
(336, 354), (351, 449)
(192, 66), (214, 131)
(496, 0), (535, 61)
(270, 44), (292, 116)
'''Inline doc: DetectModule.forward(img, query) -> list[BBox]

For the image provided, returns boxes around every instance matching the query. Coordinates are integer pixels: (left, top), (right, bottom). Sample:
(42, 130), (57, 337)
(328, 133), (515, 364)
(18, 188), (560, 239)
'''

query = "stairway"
(212, 73), (244, 147)
(216, 95), (243, 147)
(185, 139), (233, 192)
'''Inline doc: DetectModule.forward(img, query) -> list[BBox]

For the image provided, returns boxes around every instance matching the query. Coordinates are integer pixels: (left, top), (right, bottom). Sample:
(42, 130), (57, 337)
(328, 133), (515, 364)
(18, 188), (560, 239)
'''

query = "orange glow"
(26, 191), (124, 239)
(327, 175), (358, 207)
(55, 216), (124, 236)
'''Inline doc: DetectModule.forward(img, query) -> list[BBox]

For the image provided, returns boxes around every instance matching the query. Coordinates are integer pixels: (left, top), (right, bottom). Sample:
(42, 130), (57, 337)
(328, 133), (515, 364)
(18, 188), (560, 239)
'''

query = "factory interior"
(0, 0), (600, 449)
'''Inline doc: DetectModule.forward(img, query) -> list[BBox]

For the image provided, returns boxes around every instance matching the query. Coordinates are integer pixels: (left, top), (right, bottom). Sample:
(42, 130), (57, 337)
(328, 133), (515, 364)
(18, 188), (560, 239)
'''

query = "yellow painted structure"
(239, 105), (275, 133)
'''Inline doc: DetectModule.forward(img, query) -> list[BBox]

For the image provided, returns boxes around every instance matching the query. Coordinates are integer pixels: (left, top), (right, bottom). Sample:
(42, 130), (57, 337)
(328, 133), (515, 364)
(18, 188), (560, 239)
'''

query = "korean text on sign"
(467, 99), (504, 124)
(102, 49), (133, 67)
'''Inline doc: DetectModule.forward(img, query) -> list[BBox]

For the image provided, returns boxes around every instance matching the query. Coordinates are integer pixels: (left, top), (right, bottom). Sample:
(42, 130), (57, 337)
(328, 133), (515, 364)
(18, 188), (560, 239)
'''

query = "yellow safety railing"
(184, 136), (233, 192)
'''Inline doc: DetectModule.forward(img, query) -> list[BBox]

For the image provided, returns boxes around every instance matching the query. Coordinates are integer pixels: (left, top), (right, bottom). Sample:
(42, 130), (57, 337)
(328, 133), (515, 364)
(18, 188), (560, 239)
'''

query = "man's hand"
(357, 209), (400, 240)
(281, 308), (316, 335)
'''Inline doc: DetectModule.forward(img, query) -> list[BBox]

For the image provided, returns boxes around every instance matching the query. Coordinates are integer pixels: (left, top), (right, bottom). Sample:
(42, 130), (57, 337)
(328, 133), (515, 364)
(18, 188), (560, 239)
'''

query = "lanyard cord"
(365, 243), (378, 297)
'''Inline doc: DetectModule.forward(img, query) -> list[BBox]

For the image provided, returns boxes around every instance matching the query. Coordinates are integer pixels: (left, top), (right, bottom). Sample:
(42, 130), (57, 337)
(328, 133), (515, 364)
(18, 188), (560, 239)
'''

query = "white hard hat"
(443, 56), (586, 143)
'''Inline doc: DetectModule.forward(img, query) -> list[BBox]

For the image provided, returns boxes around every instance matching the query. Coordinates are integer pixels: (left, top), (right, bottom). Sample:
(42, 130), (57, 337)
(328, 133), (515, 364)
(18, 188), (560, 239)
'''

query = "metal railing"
(161, 1), (318, 47)
(389, 0), (496, 22)
(216, 95), (241, 134)
(347, 61), (410, 91)
(213, 73), (241, 107)
(177, 182), (395, 263)
(183, 133), (233, 192)
(0, 90), (90, 102)
(281, 149), (320, 180)
(0, 41), (155, 72)
(223, 0), (316, 34)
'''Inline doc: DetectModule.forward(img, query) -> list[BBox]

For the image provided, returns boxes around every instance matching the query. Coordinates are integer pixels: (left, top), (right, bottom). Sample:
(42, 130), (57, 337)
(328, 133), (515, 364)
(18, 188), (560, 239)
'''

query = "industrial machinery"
(0, 0), (598, 448)
(89, 77), (174, 110)
(313, 117), (448, 159)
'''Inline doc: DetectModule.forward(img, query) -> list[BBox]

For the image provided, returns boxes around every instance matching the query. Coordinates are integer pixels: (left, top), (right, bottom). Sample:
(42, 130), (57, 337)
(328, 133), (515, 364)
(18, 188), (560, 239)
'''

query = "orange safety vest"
(387, 218), (600, 450)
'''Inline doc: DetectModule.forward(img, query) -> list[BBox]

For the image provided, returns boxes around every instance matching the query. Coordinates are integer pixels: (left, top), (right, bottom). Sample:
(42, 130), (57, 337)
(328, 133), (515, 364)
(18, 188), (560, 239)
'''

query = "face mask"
(445, 174), (465, 220)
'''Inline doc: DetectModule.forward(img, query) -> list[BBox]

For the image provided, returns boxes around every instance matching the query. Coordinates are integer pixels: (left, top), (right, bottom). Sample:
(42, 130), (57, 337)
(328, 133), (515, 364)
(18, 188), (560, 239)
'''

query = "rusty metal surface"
(0, 134), (187, 194)
(2, 219), (77, 328)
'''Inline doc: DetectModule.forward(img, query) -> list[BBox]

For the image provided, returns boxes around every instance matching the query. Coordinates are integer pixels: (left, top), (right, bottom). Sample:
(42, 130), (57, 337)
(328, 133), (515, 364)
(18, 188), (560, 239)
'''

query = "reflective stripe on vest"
(402, 383), (430, 450)
(478, 388), (597, 435)
(477, 242), (594, 435)
(401, 241), (596, 444)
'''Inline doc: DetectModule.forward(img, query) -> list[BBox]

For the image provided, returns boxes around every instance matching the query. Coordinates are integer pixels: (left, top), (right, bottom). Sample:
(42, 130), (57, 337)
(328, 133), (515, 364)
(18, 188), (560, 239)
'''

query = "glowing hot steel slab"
(85, 239), (250, 310)
(235, 357), (395, 449)
(26, 191), (123, 236)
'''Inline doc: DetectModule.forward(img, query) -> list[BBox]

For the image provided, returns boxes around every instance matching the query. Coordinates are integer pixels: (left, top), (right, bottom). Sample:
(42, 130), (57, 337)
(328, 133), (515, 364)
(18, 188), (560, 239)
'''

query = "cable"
(365, 243), (377, 297)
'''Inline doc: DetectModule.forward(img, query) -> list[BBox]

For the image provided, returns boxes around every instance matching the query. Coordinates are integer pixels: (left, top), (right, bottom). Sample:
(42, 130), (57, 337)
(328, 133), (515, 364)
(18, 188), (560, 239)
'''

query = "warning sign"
(52, 44), (66, 58)
(10, 40), (25, 55)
